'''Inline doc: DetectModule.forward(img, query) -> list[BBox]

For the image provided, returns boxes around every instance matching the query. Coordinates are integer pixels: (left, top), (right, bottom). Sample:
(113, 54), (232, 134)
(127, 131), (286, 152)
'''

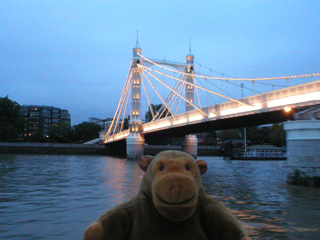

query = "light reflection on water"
(0, 154), (319, 239)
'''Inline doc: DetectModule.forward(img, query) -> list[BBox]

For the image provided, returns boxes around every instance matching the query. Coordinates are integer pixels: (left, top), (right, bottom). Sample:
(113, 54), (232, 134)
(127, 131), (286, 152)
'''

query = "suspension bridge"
(98, 40), (320, 165)
(97, 40), (320, 186)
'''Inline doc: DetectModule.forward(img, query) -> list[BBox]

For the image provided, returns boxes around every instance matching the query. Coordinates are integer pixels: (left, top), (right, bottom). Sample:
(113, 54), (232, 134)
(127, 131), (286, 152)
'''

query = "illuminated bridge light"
(189, 115), (204, 122)
(268, 92), (319, 108)
(209, 112), (216, 118)
(284, 107), (292, 112)
(173, 118), (187, 125)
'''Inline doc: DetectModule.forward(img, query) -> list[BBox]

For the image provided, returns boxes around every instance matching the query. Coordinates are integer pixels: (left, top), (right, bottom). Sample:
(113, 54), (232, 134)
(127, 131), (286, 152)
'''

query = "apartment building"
(21, 105), (71, 138)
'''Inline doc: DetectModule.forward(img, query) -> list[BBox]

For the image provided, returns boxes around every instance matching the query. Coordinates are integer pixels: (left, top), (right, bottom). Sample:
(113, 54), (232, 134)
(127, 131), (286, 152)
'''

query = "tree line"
(0, 96), (102, 143)
(216, 124), (285, 146)
(0, 97), (286, 146)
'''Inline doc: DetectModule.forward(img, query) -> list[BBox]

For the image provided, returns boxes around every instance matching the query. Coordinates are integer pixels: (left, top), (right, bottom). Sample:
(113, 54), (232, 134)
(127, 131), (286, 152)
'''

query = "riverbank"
(0, 142), (109, 155)
(0, 142), (219, 156)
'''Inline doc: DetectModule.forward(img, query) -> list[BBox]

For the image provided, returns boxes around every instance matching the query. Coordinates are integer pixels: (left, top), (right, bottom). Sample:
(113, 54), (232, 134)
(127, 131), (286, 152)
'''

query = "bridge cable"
(163, 81), (186, 119)
(138, 53), (320, 81)
(105, 67), (132, 141)
(110, 71), (133, 140)
(202, 77), (235, 100)
(139, 64), (251, 106)
(141, 76), (155, 120)
(194, 77), (202, 108)
(155, 80), (180, 120)
(172, 82), (185, 115)
(171, 82), (185, 116)
(119, 79), (132, 132)
(140, 66), (208, 116)
(141, 66), (206, 116)
(156, 75), (185, 121)
(195, 61), (236, 78)
(195, 77), (217, 106)
(140, 69), (175, 117)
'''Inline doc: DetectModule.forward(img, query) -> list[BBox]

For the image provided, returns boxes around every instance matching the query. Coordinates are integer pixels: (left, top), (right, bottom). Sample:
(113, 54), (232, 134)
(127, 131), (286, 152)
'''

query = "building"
(89, 117), (124, 133)
(21, 105), (71, 139)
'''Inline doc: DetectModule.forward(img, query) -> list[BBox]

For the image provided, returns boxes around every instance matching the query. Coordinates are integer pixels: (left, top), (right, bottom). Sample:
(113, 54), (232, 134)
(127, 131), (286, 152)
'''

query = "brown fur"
(83, 150), (251, 240)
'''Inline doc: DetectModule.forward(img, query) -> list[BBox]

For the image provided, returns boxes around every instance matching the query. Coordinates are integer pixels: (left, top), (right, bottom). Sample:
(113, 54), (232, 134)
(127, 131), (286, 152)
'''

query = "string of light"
(141, 66), (208, 116)
(155, 80), (180, 121)
(194, 78), (202, 108)
(141, 77), (155, 120)
(139, 64), (250, 106)
(141, 69), (175, 117)
(105, 66), (132, 141)
(119, 79), (131, 132)
(138, 53), (320, 81)
(157, 80), (185, 121)
(112, 78), (132, 139)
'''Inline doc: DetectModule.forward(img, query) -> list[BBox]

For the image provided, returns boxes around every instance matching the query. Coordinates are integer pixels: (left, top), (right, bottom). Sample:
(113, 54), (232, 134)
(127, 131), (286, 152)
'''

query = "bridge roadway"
(105, 79), (320, 144)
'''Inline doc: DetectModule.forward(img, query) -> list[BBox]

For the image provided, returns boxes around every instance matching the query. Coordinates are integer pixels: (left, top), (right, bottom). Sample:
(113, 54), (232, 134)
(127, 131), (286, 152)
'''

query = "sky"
(1, 0), (320, 125)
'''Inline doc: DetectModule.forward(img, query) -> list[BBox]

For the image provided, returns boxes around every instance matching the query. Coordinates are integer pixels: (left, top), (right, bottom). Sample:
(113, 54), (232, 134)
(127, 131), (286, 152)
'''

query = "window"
(30, 112), (40, 117)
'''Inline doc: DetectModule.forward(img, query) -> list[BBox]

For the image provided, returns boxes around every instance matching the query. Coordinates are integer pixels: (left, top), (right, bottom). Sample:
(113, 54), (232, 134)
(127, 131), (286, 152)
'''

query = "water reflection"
(0, 154), (319, 239)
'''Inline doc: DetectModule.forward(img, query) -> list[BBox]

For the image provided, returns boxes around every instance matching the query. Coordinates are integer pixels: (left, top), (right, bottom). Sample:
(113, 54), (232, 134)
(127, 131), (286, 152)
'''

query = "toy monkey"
(84, 150), (251, 240)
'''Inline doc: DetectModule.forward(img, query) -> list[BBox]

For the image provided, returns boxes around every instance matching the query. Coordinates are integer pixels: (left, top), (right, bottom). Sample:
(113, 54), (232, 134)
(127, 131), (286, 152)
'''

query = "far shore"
(0, 142), (220, 156)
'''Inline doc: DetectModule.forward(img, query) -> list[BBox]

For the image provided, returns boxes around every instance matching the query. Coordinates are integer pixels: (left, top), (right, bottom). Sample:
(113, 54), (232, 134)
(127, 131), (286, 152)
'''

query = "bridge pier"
(126, 133), (145, 160)
(181, 134), (198, 158)
(284, 120), (320, 187)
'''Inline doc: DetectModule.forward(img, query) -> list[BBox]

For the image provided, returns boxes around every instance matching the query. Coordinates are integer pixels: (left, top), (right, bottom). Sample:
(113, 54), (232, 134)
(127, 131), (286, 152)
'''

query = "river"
(0, 154), (319, 239)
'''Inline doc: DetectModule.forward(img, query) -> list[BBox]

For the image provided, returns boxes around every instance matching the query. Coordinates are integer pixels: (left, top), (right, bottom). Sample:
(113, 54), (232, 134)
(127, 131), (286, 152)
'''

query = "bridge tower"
(126, 40), (145, 160)
(181, 46), (198, 158)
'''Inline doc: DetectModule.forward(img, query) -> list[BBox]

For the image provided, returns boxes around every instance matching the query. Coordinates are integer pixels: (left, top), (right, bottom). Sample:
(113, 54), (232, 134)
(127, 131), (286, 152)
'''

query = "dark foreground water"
(0, 154), (319, 240)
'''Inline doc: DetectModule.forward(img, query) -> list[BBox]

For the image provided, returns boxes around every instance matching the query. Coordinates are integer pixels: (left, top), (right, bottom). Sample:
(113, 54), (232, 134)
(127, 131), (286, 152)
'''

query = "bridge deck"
(105, 79), (320, 144)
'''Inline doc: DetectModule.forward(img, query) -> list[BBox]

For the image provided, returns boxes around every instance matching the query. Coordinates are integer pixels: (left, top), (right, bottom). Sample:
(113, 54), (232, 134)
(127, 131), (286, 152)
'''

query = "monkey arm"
(200, 196), (251, 240)
(83, 205), (132, 240)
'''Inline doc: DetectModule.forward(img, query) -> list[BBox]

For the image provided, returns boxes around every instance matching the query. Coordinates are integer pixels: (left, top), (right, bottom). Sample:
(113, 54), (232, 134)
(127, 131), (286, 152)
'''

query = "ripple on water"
(0, 154), (319, 239)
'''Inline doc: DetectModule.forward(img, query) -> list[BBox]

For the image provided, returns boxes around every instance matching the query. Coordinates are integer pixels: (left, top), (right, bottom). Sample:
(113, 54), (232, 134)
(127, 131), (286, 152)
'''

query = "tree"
(0, 96), (25, 141)
(269, 123), (286, 146)
(145, 104), (171, 122)
(199, 130), (217, 145)
(72, 122), (102, 143)
(29, 131), (46, 143)
(245, 126), (272, 145)
(49, 121), (72, 143)
(123, 116), (130, 130)
(217, 128), (242, 142)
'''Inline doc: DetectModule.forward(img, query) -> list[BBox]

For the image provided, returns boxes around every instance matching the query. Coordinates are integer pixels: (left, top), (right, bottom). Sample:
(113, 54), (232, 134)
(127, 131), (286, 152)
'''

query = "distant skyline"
(1, 1), (320, 125)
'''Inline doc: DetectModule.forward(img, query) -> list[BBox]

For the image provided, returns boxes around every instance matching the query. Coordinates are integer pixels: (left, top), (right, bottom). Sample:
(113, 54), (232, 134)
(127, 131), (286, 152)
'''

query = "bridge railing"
(142, 80), (320, 134)
(104, 129), (130, 143)
(142, 108), (208, 133)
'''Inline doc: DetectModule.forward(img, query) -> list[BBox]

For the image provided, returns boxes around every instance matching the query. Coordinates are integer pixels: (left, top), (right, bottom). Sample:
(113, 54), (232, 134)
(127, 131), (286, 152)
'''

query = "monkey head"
(139, 150), (208, 222)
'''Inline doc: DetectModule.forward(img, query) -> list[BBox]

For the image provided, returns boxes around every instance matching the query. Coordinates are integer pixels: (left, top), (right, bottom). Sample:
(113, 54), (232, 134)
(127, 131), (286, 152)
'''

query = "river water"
(0, 154), (319, 240)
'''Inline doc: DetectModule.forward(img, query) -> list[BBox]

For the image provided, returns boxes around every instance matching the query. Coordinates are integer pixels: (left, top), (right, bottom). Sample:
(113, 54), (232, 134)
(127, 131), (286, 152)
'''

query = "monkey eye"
(185, 165), (190, 171)
(159, 165), (165, 171)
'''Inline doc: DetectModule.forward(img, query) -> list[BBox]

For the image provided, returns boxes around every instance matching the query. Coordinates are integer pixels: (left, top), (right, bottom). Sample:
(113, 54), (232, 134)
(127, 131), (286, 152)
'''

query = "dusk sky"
(1, 1), (319, 125)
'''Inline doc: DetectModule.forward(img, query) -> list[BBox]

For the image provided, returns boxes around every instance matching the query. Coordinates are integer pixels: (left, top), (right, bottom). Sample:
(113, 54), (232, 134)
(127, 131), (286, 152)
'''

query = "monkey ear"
(139, 155), (154, 172)
(196, 160), (208, 175)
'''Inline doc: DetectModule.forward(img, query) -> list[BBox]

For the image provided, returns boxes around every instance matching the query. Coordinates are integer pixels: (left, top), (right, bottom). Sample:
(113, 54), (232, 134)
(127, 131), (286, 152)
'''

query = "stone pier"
(181, 134), (198, 158)
(284, 120), (320, 187)
(126, 133), (145, 160)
